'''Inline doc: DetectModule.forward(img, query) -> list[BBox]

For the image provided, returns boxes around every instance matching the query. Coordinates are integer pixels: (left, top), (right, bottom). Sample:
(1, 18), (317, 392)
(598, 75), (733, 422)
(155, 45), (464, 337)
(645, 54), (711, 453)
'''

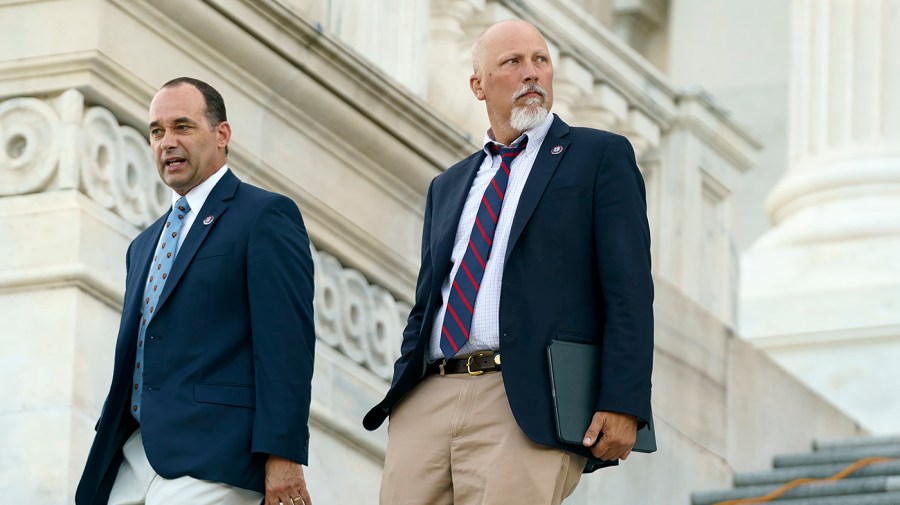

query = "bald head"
(472, 20), (547, 74)
(468, 19), (554, 145)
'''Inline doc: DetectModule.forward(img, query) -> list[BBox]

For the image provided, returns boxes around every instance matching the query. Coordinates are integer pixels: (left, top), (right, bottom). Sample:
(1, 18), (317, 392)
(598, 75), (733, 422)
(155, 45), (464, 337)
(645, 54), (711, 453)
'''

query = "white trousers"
(107, 429), (264, 505)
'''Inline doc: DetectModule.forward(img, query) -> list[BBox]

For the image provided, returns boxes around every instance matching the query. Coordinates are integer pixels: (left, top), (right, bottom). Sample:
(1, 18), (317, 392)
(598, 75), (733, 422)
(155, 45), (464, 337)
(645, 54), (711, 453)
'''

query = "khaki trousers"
(381, 371), (586, 505)
(107, 429), (264, 505)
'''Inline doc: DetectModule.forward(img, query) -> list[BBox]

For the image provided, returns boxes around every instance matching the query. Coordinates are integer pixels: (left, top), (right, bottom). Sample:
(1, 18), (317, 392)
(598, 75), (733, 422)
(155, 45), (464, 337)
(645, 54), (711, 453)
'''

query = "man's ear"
(216, 121), (232, 149)
(470, 74), (485, 101)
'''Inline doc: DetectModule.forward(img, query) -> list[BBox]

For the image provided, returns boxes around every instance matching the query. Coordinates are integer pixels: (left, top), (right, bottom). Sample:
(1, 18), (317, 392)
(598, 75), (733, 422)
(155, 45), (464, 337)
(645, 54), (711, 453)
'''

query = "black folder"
(547, 339), (657, 453)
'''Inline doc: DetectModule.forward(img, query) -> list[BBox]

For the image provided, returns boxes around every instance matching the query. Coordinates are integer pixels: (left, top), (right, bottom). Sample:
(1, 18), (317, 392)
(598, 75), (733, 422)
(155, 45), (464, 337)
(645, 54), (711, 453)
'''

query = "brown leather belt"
(427, 351), (501, 376)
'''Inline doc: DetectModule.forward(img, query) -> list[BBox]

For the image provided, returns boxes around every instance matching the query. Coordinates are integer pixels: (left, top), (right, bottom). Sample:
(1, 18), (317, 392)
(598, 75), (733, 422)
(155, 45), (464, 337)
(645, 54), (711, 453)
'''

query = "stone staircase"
(692, 435), (900, 505)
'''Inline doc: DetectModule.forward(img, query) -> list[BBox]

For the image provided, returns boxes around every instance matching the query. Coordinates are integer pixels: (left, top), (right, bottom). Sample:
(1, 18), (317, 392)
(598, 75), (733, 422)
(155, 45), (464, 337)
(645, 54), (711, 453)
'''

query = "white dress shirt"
(428, 113), (556, 361)
(144, 164), (229, 285)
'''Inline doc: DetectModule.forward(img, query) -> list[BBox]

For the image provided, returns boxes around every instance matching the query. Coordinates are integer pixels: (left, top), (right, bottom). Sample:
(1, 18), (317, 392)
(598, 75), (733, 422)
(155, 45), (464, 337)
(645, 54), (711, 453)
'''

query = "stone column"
(741, 0), (900, 433)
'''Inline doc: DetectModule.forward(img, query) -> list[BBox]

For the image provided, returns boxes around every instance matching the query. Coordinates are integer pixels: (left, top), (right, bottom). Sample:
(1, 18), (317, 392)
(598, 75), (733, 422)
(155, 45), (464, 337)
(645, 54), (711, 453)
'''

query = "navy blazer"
(363, 116), (653, 470)
(76, 170), (315, 504)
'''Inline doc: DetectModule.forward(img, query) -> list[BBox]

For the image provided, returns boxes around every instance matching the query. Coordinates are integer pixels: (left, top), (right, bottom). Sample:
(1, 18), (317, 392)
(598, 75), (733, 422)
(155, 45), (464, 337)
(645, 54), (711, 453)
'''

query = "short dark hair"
(161, 77), (229, 155)
(162, 76), (227, 126)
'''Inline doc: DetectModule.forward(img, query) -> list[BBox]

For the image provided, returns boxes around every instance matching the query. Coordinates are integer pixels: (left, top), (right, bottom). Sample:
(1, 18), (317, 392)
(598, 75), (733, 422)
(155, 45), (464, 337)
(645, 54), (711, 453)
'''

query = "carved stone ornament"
(0, 97), (60, 196)
(312, 246), (407, 381)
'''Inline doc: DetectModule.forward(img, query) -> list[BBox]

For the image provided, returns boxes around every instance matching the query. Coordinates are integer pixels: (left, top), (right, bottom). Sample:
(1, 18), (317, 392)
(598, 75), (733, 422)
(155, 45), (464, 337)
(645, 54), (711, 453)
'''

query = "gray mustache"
(513, 85), (547, 100)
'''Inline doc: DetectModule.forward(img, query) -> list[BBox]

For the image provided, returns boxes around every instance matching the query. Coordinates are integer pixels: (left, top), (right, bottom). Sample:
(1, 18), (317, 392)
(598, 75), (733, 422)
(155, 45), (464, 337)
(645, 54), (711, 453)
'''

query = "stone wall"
(0, 0), (868, 503)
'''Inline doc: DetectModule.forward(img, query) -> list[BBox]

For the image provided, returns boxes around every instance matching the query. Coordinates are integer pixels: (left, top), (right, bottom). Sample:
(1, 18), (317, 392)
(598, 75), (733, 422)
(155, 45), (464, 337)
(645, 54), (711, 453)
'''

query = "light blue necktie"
(131, 196), (190, 422)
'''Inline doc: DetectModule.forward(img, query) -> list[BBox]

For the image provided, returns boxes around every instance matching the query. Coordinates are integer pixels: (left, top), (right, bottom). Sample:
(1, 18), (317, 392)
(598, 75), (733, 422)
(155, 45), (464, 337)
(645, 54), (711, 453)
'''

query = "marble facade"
(0, 0), (873, 503)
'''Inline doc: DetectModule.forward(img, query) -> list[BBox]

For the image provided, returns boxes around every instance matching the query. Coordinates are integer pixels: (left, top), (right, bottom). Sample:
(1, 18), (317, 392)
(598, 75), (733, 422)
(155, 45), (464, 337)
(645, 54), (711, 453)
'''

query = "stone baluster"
(428, 0), (483, 139)
(619, 108), (661, 161)
(549, 55), (590, 122)
(575, 82), (630, 132)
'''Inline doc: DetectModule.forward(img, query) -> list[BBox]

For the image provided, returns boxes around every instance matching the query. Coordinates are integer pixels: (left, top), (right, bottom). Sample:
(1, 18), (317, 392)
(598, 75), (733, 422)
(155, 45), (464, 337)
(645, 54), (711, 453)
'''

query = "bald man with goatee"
(364, 20), (654, 504)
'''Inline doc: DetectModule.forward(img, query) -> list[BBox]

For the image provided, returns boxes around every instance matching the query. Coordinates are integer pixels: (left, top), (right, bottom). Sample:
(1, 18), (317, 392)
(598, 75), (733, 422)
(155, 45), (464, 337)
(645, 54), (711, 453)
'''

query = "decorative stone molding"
(312, 246), (409, 381)
(81, 106), (168, 226)
(0, 90), (168, 228)
(0, 95), (61, 196)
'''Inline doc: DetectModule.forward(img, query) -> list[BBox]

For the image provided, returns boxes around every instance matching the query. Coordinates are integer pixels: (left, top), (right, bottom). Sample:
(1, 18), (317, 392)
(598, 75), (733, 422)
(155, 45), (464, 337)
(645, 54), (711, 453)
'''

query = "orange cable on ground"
(711, 456), (895, 505)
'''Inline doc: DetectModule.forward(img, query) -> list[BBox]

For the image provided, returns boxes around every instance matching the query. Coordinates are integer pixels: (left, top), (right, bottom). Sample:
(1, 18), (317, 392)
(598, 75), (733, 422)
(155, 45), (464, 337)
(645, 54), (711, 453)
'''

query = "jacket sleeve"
(246, 195), (315, 464)
(591, 134), (654, 425)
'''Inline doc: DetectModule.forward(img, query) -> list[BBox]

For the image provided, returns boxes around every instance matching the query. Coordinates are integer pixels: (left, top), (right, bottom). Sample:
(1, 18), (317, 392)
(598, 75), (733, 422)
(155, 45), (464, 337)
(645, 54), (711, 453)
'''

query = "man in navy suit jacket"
(364, 20), (653, 504)
(76, 78), (315, 505)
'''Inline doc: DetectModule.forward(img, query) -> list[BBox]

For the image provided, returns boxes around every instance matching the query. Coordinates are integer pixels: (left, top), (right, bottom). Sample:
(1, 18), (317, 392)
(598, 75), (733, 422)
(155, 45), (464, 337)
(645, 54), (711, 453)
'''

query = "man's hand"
(265, 455), (311, 505)
(582, 411), (638, 461)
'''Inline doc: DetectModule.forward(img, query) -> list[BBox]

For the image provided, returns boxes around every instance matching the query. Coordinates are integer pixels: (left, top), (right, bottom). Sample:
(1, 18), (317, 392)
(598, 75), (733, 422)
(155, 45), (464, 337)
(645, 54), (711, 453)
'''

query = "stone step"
(692, 436), (900, 505)
(734, 461), (900, 487)
(746, 491), (900, 505)
(815, 435), (900, 452)
(774, 445), (900, 468)
(692, 476), (900, 505)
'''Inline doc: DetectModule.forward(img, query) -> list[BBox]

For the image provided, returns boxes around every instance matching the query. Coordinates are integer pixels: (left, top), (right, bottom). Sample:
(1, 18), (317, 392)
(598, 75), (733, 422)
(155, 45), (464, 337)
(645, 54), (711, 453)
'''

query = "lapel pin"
(203, 215), (214, 226)
(551, 145), (564, 155)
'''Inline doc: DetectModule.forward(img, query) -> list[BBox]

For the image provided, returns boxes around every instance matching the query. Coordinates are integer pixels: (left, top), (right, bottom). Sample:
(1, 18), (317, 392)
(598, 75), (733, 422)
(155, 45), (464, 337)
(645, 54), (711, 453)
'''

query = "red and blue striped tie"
(440, 140), (528, 358)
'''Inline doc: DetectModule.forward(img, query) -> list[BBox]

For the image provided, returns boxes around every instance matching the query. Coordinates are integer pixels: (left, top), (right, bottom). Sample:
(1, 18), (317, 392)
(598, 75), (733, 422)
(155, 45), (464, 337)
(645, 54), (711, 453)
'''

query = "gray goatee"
(509, 83), (549, 132)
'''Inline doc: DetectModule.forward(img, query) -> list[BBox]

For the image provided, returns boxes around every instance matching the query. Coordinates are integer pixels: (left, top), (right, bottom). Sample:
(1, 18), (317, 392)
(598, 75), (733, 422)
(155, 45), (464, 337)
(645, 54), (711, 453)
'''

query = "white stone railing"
(0, 90), (408, 382)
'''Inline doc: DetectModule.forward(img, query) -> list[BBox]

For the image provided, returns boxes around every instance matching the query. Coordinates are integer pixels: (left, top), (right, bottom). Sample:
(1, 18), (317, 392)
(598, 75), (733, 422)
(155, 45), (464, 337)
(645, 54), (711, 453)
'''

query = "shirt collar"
(483, 112), (555, 155)
(170, 164), (229, 212)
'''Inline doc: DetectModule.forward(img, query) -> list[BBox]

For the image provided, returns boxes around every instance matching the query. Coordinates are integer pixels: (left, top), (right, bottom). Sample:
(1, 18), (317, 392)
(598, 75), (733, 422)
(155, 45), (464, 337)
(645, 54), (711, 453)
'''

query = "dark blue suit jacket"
(76, 170), (315, 504)
(363, 117), (653, 470)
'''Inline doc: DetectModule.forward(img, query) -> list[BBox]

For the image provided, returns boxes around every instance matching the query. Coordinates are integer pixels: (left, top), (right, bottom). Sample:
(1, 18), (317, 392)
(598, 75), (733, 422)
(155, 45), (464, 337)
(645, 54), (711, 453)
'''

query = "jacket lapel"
(505, 116), (571, 263)
(154, 170), (238, 314)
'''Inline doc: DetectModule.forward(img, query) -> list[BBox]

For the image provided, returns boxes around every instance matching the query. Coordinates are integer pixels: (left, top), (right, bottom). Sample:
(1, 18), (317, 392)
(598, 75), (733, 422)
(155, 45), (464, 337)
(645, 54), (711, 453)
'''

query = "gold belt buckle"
(439, 360), (447, 376)
(466, 355), (484, 376)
